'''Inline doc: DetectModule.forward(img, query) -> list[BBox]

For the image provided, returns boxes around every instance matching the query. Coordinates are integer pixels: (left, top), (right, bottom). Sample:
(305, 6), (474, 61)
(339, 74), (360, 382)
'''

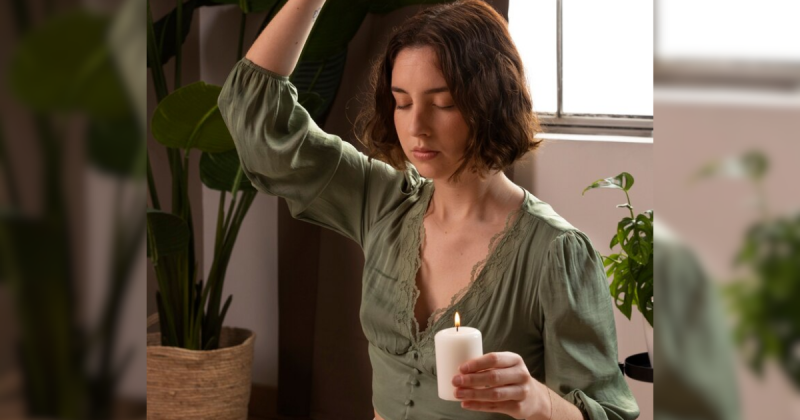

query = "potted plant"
(146, 1), (259, 417)
(583, 172), (654, 367)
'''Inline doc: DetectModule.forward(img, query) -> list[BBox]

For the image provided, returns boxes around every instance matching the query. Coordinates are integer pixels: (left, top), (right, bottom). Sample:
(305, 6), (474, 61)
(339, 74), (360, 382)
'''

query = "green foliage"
(151, 82), (235, 153)
(9, 11), (129, 118)
(723, 215), (800, 388)
(200, 149), (257, 192)
(147, 78), (256, 350)
(584, 172), (654, 327)
(695, 150), (799, 389)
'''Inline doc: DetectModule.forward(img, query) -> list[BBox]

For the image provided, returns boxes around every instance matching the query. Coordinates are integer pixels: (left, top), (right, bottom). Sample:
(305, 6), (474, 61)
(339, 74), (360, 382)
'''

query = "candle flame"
(455, 311), (460, 331)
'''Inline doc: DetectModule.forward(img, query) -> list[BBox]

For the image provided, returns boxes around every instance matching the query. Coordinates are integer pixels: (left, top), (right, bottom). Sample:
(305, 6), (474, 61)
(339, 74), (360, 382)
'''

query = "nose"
(407, 106), (431, 138)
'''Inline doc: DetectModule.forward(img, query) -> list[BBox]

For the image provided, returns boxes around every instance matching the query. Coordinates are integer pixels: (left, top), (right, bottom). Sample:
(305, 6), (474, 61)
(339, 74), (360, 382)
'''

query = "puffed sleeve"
(217, 58), (412, 246)
(539, 230), (640, 420)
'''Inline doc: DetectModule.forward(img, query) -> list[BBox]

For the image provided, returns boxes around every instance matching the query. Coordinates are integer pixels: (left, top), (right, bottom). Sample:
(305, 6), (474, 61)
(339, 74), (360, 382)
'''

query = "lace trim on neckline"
(396, 184), (530, 350)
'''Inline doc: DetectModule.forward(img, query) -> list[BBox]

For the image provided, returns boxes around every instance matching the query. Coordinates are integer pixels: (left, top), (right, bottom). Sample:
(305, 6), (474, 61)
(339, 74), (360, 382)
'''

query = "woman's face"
(391, 46), (470, 181)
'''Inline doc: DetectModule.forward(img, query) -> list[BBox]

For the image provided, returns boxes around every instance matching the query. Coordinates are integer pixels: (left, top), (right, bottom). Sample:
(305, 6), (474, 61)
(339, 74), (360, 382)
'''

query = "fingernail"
(455, 390), (465, 398)
(452, 376), (463, 386)
(460, 364), (469, 373)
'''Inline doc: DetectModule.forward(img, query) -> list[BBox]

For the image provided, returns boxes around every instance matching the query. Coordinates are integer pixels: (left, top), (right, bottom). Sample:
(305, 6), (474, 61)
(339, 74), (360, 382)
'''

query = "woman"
(218, 1), (640, 419)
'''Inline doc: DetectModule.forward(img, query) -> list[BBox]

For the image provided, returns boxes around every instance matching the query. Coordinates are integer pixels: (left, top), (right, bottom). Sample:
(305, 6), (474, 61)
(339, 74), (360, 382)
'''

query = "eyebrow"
(391, 86), (450, 94)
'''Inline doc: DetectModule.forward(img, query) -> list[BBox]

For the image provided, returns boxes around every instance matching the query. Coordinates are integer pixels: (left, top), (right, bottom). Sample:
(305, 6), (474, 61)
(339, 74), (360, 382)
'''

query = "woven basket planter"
(146, 326), (255, 420)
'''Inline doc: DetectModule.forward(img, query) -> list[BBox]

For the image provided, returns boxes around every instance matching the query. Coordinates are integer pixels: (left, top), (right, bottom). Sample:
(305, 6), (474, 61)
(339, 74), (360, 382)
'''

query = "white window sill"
(535, 133), (653, 144)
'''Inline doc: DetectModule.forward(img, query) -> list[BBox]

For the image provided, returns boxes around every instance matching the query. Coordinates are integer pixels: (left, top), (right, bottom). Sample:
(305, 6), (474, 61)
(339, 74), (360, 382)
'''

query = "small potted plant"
(583, 172), (654, 367)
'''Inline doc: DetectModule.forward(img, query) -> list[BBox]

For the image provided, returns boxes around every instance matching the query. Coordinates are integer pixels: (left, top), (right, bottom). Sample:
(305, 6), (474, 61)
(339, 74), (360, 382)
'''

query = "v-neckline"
(407, 182), (528, 348)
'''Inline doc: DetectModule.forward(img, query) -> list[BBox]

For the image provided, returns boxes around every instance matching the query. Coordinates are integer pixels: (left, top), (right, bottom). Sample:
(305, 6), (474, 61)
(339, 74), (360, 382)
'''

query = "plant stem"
(175, 0), (183, 89)
(624, 190), (634, 219)
(146, 152), (161, 210)
(147, 0), (169, 102)
(0, 121), (21, 208)
(215, 190), (226, 256)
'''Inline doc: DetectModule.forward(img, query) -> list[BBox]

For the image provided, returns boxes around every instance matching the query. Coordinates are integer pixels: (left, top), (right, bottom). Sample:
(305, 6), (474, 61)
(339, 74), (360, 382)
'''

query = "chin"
(412, 163), (452, 181)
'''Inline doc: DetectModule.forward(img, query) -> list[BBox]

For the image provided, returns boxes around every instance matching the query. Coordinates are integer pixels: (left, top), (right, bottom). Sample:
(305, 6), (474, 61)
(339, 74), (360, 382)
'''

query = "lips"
(411, 148), (439, 161)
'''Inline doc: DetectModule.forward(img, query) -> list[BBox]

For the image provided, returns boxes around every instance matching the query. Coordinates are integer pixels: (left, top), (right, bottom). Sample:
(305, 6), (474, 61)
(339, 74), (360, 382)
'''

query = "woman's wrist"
(527, 382), (585, 420)
(523, 380), (553, 420)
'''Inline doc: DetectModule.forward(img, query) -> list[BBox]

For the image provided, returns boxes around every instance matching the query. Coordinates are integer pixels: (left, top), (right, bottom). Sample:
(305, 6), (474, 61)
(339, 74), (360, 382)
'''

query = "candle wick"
(457, 325), (459, 332)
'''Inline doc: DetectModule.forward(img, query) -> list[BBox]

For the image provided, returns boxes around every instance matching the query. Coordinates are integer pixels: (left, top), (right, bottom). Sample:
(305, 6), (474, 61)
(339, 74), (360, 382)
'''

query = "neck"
(428, 169), (523, 224)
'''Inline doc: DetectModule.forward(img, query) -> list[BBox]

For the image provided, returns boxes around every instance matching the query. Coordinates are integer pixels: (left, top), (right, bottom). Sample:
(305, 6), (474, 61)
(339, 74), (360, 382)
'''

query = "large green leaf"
(199, 149), (256, 192)
(9, 11), (129, 118)
(291, 49), (348, 123)
(148, 0), (282, 68)
(147, 209), (190, 259)
(151, 81), (235, 153)
(148, 0), (199, 68)
(300, 0), (371, 62)
(582, 172), (634, 195)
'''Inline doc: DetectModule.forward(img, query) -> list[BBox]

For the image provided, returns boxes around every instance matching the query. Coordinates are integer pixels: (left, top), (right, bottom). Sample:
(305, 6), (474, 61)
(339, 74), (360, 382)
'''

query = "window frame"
(537, 0), (654, 138)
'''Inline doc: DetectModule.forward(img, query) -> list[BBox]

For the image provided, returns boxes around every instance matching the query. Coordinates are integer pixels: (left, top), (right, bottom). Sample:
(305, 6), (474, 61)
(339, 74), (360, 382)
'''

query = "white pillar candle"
(434, 312), (483, 401)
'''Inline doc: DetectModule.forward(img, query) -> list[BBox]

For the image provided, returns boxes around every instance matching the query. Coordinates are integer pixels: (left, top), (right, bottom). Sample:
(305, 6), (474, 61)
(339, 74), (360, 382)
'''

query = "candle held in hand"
(434, 311), (483, 401)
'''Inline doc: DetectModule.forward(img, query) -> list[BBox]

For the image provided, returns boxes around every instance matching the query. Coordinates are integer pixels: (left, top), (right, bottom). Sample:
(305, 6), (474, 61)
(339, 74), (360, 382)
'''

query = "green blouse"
(218, 58), (640, 420)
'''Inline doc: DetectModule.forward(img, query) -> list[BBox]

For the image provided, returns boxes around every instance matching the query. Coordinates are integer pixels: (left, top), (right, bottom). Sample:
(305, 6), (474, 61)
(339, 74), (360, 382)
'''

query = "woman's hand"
(452, 352), (552, 420)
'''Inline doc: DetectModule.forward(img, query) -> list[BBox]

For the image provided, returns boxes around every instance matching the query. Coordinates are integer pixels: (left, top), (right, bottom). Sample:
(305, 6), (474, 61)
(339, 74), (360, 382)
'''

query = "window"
(508, 0), (653, 138)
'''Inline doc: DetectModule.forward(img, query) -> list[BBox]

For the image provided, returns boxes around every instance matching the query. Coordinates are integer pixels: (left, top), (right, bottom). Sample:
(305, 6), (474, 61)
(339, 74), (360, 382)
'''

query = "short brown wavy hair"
(355, 0), (542, 181)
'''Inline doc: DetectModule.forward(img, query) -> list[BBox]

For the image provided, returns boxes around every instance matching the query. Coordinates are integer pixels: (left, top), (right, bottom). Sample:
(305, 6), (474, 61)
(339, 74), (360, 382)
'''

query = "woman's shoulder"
(514, 190), (603, 261)
(519, 191), (580, 240)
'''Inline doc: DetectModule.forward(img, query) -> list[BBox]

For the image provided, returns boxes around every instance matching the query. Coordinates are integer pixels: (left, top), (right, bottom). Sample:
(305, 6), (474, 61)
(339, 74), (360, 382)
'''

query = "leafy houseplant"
(695, 151), (799, 390)
(583, 172), (654, 328)
(147, 1), (258, 351)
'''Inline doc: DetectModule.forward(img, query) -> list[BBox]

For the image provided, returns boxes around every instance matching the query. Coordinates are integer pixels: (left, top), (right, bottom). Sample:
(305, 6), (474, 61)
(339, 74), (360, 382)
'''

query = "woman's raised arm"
(245, 0), (326, 76)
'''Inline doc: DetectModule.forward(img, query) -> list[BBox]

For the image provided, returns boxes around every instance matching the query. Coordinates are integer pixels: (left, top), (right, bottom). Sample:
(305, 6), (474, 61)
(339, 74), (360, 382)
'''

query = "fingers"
(454, 383), (531, 402)
(460, 352), (521, 374)
(460, 399), (524, 413)
(452, 369), (529, 388)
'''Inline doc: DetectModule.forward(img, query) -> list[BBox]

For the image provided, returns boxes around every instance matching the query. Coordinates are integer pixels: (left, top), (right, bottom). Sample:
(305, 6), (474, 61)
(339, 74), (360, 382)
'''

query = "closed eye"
(395, 104), (454, 110)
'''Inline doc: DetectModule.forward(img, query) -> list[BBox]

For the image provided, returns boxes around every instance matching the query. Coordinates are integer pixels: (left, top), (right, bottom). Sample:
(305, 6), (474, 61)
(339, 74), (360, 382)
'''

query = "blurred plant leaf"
(88, 116), (145, 178)
(151, 81), (234, 153)
(9, 11), (129, 118)
(724, 213), (800, 389)
(582, 171), (634, 195)
(692, 150), (769, 183)
(147, 209), (190, 259)
(199, 149), (256, 192)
